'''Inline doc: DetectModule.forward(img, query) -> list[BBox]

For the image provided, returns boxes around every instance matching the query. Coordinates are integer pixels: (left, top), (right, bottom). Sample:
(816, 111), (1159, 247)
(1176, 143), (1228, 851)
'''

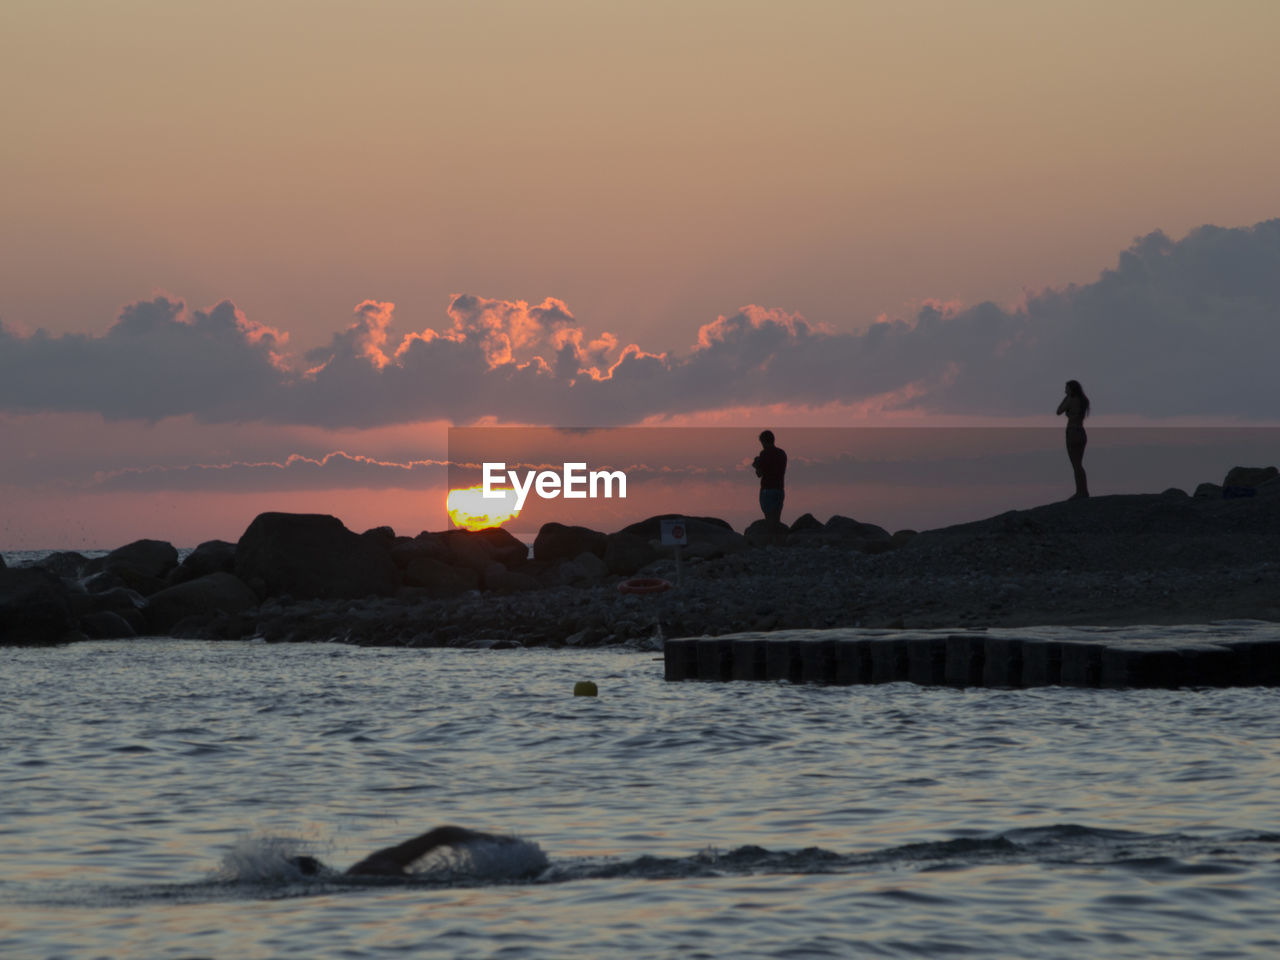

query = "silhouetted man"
(752, 430), (787, 526)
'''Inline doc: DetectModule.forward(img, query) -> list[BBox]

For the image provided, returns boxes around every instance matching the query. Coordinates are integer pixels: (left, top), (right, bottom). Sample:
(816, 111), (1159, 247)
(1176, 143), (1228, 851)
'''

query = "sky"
(2, 0), (1279, 549)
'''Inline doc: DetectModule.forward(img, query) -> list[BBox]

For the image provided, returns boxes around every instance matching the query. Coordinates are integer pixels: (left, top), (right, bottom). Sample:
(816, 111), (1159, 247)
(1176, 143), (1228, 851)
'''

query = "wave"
(211, 831), (551, 886)
(13, 824), (1278, 907)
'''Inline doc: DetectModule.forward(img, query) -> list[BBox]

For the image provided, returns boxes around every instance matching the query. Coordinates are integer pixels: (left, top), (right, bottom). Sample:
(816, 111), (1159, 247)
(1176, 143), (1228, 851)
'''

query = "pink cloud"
(2, 219), (1279, 426)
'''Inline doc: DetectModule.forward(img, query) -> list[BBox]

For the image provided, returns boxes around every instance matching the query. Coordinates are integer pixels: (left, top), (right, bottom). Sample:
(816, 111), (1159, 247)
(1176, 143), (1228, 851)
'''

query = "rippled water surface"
(2, 639), (1278, 959)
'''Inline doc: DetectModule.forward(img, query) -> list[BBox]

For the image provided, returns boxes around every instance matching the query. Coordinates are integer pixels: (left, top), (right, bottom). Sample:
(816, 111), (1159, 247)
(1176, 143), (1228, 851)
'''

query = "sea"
(2, 551), (1279, 958)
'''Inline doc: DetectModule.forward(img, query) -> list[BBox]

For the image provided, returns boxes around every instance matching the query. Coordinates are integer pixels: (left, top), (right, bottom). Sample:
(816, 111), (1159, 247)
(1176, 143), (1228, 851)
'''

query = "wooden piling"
(662, 624), (1280, 689)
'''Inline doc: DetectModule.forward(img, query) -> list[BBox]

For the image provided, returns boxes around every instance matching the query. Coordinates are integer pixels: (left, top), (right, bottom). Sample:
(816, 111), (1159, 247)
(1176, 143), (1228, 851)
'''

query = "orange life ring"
(617, 577), (672, 595)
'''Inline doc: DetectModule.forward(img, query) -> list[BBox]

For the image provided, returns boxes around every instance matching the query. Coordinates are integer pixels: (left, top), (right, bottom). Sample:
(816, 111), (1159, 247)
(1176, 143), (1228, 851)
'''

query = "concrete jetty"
(663, 621), (1280, 688)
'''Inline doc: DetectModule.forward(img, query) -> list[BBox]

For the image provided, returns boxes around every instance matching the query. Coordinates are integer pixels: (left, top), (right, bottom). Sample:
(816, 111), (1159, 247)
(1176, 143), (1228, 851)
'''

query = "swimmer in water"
(290, 825), (512, 877)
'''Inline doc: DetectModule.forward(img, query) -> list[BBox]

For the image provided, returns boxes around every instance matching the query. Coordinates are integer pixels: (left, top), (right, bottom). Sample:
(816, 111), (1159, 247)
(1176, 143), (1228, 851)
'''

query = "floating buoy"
(573, 680), (598, 697)
(617, 577), (672, 595)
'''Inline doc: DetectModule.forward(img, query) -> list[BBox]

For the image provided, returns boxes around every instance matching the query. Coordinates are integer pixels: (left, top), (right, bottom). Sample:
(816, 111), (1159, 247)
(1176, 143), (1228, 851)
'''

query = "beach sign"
(660, 519), (688, 545)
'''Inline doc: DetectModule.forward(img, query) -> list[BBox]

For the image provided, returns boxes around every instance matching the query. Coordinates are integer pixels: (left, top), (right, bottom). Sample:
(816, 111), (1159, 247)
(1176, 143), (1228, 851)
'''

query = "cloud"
(3, 219), (1279, 425)
(90, 450), (448, 493)
(0, 297), (289, 422)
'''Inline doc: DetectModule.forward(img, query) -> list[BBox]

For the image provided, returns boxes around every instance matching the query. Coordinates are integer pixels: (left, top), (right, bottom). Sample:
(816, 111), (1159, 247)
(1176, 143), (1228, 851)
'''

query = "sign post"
(659, 518), (688, 588)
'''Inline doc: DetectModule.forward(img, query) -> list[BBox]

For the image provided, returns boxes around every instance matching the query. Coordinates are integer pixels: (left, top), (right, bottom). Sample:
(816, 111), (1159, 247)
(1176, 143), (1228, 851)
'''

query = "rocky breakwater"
(4, 464), (1279, 649)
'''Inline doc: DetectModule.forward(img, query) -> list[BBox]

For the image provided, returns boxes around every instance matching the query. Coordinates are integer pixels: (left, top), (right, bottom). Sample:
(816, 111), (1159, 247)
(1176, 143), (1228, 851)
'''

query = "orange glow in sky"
(3, 1), (1280, 549)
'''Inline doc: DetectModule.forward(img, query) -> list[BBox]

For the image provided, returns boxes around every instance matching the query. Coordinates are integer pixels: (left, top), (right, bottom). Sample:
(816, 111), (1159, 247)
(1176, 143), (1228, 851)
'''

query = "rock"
(629, 517), (746, 559)
(169, 539), (236, 585)
(1221, 467), (1278, 499)
(890, 529), (918, 548)
(789, 513), (824, 534)
(483, 564), (539, 593)
(437, 528), (527, 572)
(1223, 466), (1278, 489)
(617, 514), (734, 539)
(0, 553), (5, 569)
(471, 527), (530, 567)
(0, 568), (76, 645)
(444, 530), (498, 573)
(1257, 477), (1280, 498)
(101, 566), (167, 597)
(559, 551), (609, 584)
(388, 537), (421, 568)
(234, 512), (401, 600)
(563, 625), (609, 646)
(117, 484), (1280, 650)
(1160, 487), (1189, 499)
(143, 572), (260, 634)
(391, 534), (451, 568)
(413, 531), (452, 555)
(744, 519), (789, 547)
(81, 570), (130, 594)
(362, 525), (397, 540)
(105, 539), (179, 581)
(402, 556), (479, 596)
(28, 550), (92, 578)
(1194, 482), (1222, 499)
(79, 610), (137, 639)
(603, 532), (659, 575)
(79, 586), (147, 632)
(534, 523), (608, 564)
(824, 516), (891, 540)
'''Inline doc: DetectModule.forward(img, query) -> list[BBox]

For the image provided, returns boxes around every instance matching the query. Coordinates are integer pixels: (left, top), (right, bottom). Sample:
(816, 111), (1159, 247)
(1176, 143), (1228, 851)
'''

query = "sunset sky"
(3, 1), (1279, 549)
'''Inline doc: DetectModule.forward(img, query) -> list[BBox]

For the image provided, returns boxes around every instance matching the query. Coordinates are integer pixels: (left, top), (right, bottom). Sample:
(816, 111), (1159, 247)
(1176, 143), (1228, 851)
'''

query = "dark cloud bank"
(3, 220), (1278, 426)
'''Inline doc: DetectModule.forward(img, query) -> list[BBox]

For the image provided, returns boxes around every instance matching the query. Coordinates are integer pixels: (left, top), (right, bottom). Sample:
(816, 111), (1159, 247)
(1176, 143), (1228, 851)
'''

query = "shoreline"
(3, 478), (1279, 651)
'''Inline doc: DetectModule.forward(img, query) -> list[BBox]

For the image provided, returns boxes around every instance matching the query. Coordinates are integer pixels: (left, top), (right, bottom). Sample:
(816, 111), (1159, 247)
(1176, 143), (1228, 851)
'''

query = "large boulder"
(94, 537), (180, 599)
(390, 534), (451, 568)
(675, 518), (747, 559)
(28, 550), (91, 578)
(482, 565), (539, 593)
(603, 532), (659, 575)
(558, 551), (609, 584)
(1223, 465), (1279, 498)
(80, 586), (147, 633)
(788, 513), (825, 534)
(169, 540), (237, 586)
(617, 514), (734, 540)
(824, 516), (891, 540)
(471, 527), (530, 567)
(614, 516), (746, 559)
(1223, 465), (1278, 488)
(745, 518), (789, 547)
(443, 530), (498, 573)
(80, 569), (131, 594)
(533, 523), (608, 564)
(402, 556), (479, 596)
(105, 539), (179, 578)
(234, 512), (401, 600)
(79, 610), (137, 639)
(143, 572), (260, 634)
(0, 568), (77, 645)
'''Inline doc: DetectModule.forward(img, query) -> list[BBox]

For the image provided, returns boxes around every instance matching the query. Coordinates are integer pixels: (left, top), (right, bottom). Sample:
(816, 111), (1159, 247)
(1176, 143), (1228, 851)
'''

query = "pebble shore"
(200, 490), (1280, 649)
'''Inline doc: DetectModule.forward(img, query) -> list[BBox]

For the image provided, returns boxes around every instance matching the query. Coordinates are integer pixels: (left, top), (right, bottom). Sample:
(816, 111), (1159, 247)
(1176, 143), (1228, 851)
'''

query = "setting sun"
(446, 484), (520, 531)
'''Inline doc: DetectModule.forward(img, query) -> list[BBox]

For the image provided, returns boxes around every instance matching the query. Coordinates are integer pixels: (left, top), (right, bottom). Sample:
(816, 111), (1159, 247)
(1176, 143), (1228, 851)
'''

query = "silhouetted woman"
(1056, 380), (1090, 499)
